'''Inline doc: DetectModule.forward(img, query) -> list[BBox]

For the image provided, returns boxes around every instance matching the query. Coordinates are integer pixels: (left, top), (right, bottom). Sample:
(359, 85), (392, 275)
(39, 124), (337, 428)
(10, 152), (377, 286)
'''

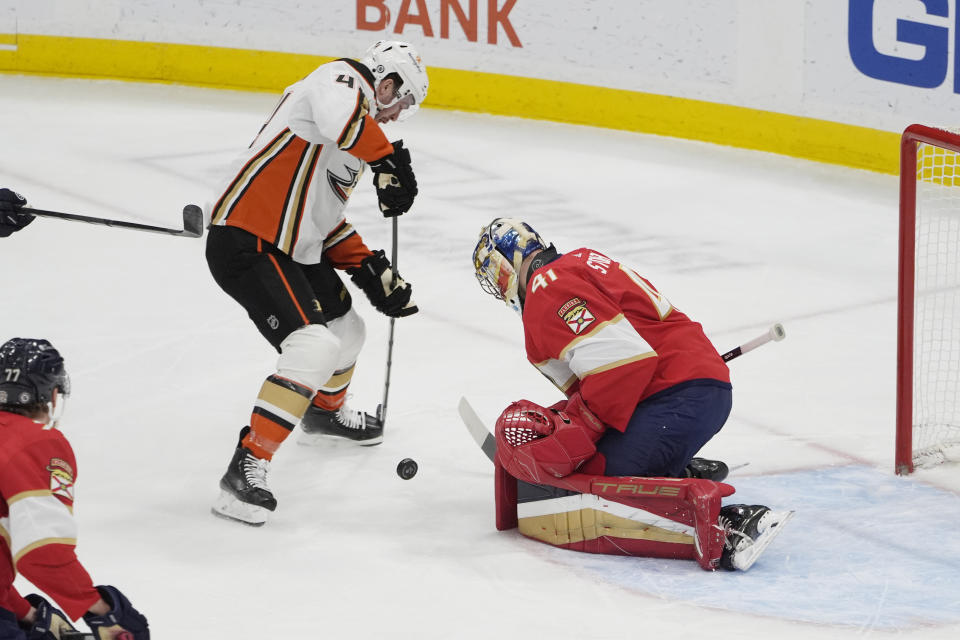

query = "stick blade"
(181, 204), (205, 238)
(458, 396), (496, 463)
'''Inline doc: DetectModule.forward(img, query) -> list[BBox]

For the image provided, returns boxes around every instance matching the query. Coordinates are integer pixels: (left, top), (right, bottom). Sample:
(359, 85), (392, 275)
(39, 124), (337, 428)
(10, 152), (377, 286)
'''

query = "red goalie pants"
(494, 456), (735, 571)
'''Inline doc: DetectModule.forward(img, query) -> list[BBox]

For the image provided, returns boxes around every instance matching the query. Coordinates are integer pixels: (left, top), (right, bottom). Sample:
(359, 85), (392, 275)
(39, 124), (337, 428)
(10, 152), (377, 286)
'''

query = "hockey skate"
(299, 401), (383, 446)
(211, 427), (277, 526)
(685, 457), (729, 481)
(718, 504), (794, 571)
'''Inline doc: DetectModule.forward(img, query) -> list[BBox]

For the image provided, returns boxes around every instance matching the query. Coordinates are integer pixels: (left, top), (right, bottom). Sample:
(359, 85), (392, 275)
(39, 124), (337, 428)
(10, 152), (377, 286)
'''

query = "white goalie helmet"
(362, 40), (429, 117)
(473, 218), (546, 315)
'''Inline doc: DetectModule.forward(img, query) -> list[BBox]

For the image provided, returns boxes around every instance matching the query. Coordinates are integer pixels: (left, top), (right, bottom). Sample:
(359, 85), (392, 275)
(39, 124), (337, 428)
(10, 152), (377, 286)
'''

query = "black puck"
(396, 458), (418, 480)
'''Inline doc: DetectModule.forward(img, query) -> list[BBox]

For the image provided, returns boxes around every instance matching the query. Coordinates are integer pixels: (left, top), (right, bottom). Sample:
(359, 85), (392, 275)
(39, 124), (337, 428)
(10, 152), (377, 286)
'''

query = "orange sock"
(243, 374), (313, 460)
(310, 364), (355, 412)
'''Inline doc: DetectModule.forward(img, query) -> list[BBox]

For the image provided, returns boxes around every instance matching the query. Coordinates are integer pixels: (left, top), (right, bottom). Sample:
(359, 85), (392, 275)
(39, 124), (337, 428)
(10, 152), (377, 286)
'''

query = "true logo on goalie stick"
(558, 297), (595, 335)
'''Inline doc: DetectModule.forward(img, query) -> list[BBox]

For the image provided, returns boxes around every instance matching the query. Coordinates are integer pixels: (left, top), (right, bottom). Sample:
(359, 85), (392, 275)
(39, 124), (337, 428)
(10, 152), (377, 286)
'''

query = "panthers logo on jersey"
(46, 458), (75, 501)
(558, 297), (595, 335)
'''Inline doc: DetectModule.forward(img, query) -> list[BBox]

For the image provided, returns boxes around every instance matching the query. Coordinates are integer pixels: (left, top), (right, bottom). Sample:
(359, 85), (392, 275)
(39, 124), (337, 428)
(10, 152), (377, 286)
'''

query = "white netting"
(912, 129), (960, 467)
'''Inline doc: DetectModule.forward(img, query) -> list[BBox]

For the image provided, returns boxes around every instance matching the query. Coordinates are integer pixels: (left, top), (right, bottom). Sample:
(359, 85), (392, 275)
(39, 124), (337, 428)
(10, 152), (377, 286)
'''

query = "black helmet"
(0, 338), (70, 406)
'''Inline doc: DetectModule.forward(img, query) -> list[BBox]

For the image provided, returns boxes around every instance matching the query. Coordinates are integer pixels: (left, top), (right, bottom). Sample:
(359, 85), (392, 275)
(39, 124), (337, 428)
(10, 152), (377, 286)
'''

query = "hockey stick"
(460, 323), (787, 463)
(377, 216), (400, 427)
(458, 396), (497, 462)
(19, 204), (204, 238)
(720, 323), (786, 362)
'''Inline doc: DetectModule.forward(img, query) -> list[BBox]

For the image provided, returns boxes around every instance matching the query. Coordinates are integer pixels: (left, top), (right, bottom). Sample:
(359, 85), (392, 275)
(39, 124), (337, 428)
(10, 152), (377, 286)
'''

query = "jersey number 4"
(621, 266), (673, 319)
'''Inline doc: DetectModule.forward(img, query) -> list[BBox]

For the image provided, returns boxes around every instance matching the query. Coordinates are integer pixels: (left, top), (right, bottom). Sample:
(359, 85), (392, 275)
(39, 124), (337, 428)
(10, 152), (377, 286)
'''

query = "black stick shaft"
(21, 205), (203, 238)
(380, 216), (399, 425)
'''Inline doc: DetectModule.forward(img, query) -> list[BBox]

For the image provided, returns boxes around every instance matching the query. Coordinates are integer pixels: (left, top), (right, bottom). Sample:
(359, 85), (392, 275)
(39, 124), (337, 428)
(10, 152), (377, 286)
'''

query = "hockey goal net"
(897, 124), (960, 474)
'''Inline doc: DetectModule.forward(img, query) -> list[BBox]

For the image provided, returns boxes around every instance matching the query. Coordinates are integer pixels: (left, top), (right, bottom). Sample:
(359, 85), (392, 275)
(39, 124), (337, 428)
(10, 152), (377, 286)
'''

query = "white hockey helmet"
(473, 218), (546, 314)
(362, 40), (429, 111)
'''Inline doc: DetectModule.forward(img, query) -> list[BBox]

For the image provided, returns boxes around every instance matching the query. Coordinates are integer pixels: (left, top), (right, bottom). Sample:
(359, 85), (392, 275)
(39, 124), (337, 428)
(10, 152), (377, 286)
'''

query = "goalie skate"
(719, 504), (794, 571)
(685, 457), (729, 481)
(299, 402), (383, 446)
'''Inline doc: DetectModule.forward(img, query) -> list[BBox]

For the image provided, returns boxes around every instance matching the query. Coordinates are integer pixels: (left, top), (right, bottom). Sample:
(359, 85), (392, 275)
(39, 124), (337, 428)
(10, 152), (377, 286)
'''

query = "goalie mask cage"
(897, 124), (960, 474)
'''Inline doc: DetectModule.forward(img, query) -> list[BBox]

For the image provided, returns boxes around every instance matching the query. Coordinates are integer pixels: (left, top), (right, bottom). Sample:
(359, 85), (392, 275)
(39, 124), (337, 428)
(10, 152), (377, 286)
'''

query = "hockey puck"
(396, 458), (418, 480)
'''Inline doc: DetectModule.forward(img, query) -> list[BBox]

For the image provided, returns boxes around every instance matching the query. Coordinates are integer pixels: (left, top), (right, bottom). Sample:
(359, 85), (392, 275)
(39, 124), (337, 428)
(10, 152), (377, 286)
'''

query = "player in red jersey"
(0, 338), (149, 638)
(206, 41), (427, 525)
(472, 219), (792, 570)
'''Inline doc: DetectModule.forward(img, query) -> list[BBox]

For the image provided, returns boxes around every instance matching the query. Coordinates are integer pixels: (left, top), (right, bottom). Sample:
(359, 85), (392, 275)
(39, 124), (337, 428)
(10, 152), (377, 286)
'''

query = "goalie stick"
(20, 204), (204, 238)
(460, 323), (787, 462)
(720, 322), (785, 362)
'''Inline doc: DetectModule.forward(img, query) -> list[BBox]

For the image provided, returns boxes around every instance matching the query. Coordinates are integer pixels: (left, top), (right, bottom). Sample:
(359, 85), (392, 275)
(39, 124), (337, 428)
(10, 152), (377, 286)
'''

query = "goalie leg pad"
(495, 457), (734, 570)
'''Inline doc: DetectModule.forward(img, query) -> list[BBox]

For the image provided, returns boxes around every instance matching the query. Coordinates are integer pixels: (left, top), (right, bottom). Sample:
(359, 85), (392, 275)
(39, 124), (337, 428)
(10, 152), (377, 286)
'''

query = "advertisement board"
(3, 1), (959, 171)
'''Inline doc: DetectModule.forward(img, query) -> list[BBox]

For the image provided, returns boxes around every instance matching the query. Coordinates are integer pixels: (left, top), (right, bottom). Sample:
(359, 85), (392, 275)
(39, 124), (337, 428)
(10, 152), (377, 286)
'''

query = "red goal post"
(897, 124), (960, 475)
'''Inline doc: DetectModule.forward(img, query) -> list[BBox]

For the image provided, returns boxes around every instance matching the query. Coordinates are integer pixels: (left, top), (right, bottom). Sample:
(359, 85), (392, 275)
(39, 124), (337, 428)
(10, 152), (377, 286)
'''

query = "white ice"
(2, 74), (959, 639)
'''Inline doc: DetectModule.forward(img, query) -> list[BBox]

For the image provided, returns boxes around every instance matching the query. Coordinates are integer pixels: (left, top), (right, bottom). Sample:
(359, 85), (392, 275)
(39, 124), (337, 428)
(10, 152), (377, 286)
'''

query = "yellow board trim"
(0, 34), (900, 174)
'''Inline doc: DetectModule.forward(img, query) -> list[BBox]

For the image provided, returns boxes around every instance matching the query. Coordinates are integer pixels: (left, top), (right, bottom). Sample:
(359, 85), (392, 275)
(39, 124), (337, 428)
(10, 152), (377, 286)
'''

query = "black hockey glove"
(0, 188), (34, 237)
(348, 250), (418, 318)
(369, 140), (418, 217)
(22, 594), (78, 640)
(82, 585), (150, 640)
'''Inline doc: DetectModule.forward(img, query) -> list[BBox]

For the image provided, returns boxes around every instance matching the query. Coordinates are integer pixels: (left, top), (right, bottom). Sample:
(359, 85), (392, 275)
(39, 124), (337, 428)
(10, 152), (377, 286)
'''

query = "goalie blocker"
(493, 398), (792, 571)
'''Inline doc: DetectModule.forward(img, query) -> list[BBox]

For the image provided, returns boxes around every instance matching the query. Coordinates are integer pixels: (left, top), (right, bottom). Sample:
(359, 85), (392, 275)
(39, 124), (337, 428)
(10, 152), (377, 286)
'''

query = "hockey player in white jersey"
(207, 41), (426, 525)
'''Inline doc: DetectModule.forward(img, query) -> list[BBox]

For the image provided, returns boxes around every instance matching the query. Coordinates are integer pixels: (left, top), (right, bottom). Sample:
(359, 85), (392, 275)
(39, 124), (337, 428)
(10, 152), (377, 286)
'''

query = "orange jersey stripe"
(213, 129), (323, 252)
(348, 115), (394, 162)
(324, 230), (373, 270)
(265, 252), (310, 325)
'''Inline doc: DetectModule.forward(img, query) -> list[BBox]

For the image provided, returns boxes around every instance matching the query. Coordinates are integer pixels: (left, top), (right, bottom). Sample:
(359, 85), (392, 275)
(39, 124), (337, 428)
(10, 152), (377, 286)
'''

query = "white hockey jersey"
(210, 58), (394, 264)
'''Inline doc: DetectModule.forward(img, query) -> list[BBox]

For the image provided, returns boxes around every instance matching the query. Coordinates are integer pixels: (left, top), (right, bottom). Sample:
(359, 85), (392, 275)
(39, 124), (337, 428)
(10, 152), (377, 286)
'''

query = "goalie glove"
(348, 250), (418, 318)
(82, 585), (149, 640)
(368, 140), (418, 217)
(0, 188), (34, 237)
(22, 594), (78, 640)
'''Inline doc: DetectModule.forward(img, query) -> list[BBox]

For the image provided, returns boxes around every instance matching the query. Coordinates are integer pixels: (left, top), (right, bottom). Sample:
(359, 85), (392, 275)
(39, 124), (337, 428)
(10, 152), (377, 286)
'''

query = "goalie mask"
(0, 337), (71, 426)
(473, 218), (546, 314)
(362, 40), (429, 121)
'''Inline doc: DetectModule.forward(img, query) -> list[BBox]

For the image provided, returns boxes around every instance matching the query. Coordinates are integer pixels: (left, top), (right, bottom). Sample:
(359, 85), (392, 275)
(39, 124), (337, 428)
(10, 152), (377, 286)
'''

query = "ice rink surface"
(2, 74), (959, 638)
